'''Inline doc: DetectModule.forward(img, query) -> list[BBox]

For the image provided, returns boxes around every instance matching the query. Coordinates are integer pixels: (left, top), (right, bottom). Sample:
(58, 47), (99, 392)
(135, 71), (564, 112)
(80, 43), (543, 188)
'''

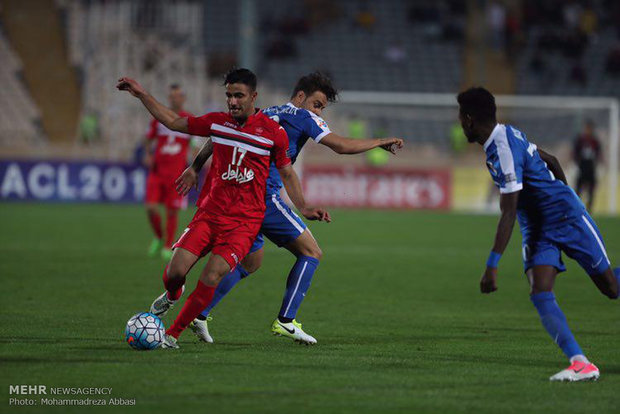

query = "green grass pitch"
(1, 203), (618, 413)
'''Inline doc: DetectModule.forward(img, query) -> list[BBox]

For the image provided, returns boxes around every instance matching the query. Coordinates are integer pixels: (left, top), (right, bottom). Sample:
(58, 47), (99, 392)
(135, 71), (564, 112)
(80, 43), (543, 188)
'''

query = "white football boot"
(271, 319), (317, 345)
(549, 360), (600, 382)
(161, 334), (179, 349)
(149, 286), (184, 318)
(189, 317), (214, 343)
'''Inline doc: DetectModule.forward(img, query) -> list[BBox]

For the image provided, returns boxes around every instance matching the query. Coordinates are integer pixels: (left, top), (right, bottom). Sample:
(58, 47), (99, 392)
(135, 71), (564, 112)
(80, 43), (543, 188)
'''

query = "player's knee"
(302, 244), (322, 260)
(166, 262), (186, 283)
(204, 270), (225, 287)
(146, 205), (158, 215)
(242, 260), (261, 274)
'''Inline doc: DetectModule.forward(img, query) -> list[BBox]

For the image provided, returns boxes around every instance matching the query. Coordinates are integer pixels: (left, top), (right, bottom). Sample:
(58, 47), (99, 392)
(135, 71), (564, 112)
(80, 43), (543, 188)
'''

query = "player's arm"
(480, 191), (520, 294)
(116, 77), (189, 133)
(175, 138), (213, 196)
(319, 133), (404, 154)
(538, 149), (568, 185)
(277, 164), (331, 222)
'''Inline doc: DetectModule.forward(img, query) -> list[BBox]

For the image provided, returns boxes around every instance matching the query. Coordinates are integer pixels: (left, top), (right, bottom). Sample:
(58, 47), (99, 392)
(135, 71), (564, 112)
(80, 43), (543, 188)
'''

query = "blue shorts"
(248, 193), (307, 253)
(521, 212), (611, 276)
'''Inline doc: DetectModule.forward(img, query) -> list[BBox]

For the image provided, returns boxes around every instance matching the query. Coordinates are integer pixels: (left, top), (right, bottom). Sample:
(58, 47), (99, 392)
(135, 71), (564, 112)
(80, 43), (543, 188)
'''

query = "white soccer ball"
(124, 312), (165, 350)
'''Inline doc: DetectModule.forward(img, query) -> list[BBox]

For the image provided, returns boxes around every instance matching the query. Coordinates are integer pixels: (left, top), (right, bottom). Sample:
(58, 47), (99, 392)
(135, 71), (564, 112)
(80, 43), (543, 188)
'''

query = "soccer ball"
(124, 312), (165, 350)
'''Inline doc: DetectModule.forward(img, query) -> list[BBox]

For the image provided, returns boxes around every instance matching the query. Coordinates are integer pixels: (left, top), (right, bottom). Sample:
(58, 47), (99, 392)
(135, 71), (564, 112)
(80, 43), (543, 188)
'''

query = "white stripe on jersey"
(212, 137), (271, 156)
(581, 215), (610, 265)
(211, 123), (274, 146)
(271, 194), (305, 234)
(493, 124), (523, 194)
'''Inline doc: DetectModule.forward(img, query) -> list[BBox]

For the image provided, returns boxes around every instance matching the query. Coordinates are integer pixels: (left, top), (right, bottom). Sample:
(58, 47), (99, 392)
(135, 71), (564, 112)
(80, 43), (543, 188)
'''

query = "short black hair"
(223, 68), (257, 91)
(457, 87), (496, 124)
(169, 83), (181, 90)
(291, 71), (338, 103)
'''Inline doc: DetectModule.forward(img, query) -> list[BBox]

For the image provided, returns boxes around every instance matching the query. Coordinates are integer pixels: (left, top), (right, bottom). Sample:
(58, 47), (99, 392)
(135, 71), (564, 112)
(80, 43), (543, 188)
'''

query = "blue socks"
(200, 264), (249, 318)
(530, 292), (583, 359)
(615, 267), (620, 298)
(279, 255), (320, 320)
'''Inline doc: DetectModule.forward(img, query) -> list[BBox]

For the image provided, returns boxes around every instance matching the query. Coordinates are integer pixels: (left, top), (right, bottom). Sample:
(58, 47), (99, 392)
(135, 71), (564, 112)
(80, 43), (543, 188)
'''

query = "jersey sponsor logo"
(486, 161), (497, 175)
(221, 147), (255, 184)
(510, 127), (525, 141)
(221, 164), (255, 184)
(160, 136), (183, 155)
(224, 121), (237, 129)
(313, 116), (328, 129)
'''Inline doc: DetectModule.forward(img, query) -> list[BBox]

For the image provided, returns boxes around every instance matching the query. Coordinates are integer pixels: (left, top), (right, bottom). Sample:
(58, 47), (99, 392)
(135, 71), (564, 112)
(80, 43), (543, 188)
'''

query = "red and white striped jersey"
(187, 110), (290, 223)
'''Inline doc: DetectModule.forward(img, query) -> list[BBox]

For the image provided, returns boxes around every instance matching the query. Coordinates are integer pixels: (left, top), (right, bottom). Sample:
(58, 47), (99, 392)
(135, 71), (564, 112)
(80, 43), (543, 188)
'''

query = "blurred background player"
(573, 119), (602, 211)
(144, 84), (194, 260)
(176, 72), (403, 344)
(458, 87), (619, 382)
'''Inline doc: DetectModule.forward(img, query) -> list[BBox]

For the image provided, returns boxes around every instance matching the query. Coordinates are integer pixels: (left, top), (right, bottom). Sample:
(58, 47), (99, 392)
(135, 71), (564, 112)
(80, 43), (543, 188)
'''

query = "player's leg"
(161, 206), (179, 261)
(199, 235), (265, 318)
(575, 171), (584, 198)
(151, 211), (212, 318)
(145, 173), (164, 257)
(165, 221), (259, 347)
(150, 247), (199, 317)
(163, 253), (231, 348)
(261, 194), (321, 344)
(191, 241), (265, 343)
(586, 176), (596, 212)
(279, 229), (322, 321)
(527, 265), (599, 381)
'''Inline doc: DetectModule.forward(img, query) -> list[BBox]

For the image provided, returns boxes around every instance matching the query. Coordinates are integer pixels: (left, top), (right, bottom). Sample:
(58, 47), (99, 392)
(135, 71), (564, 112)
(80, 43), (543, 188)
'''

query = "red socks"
(167, 280), (215, 338)
(165, 209), (178, 248)
(162, 265), (184, 301)
(147, 210), (163, 239)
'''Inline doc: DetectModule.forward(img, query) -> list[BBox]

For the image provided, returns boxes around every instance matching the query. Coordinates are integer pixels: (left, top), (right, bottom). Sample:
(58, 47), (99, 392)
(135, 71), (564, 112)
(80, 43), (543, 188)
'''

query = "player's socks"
(165, 209), (178, 248)
(167, 280), (215, 338)
(199, 264), (249, 319)
(278, 255), (319, 320)
(162, 265), (184, 301)
(148, 238), (163, 257)
(530, 292), (584, 359)
(614, 267), (620, 298)
(147, 210), (163, 239)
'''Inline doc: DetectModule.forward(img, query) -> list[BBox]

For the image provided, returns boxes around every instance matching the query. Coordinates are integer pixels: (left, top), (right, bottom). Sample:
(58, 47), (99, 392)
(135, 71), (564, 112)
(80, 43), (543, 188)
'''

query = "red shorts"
(173, 209), (261, 270)
(145, 172), (186, 209)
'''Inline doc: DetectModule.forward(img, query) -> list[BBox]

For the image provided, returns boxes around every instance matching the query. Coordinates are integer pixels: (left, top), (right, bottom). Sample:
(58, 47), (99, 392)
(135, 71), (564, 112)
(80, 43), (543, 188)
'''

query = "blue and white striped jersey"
(262, 103), (331, 196)
(484, 123), (585, 229)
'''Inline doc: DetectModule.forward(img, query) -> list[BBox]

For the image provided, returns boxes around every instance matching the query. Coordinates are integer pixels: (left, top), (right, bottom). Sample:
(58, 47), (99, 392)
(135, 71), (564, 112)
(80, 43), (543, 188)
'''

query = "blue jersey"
(484, 124), (585, 230)
(262, 103), (331, 195)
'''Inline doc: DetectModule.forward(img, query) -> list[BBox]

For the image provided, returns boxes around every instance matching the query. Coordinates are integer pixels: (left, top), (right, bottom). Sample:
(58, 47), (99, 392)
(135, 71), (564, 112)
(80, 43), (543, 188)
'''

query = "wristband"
(486, 251), (501, 268)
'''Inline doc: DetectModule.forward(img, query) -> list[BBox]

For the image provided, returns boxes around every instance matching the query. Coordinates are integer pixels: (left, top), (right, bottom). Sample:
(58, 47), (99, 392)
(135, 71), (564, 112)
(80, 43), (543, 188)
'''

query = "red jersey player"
(143, 84), (195, 260)
(117, 69), (330, 348)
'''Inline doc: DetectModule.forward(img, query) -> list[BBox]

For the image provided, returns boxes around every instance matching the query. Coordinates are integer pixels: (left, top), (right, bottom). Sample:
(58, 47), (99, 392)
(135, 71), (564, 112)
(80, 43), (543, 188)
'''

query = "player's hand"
(301, 207), (331, 223)
(379, 138), (404, 154)
(142, 153), (153, 169)
(480, 267), (498, 294)
(175, 167), (199, 196)
(116, 77), (147, 98)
